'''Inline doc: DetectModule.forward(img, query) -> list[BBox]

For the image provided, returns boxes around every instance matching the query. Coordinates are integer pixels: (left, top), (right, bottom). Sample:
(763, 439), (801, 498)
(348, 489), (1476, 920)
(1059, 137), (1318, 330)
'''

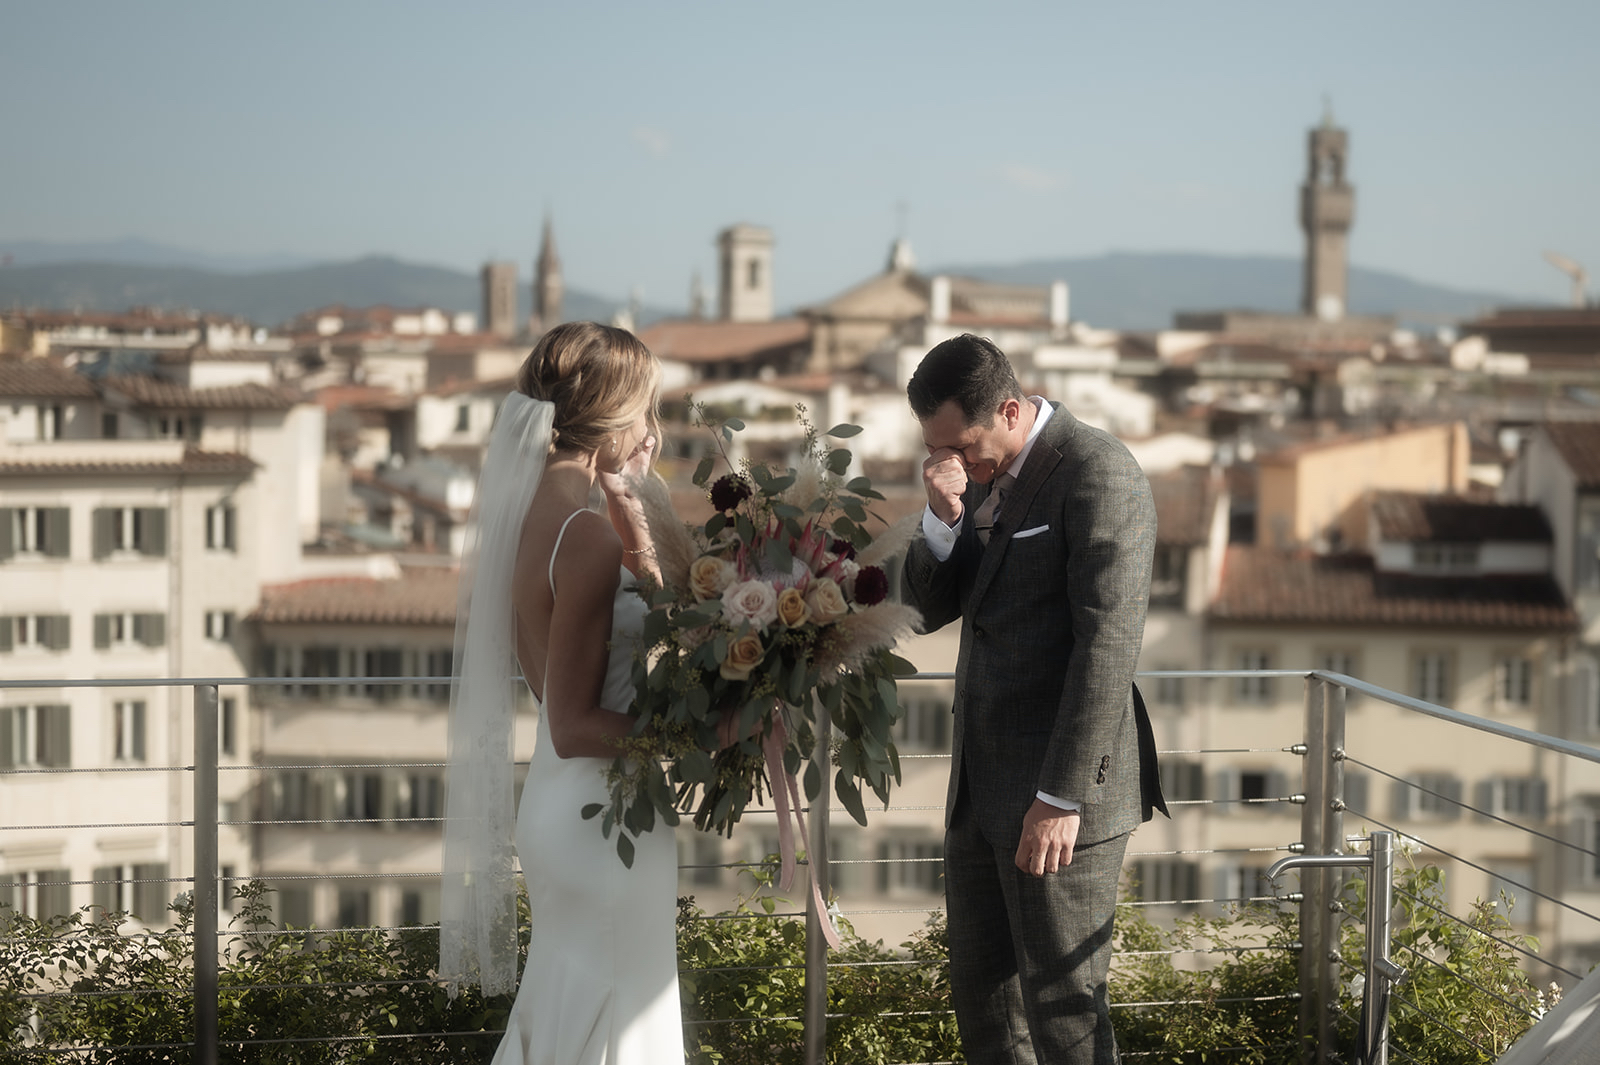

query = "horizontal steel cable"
(0, 764), (186, 775)
(1392, 885), (1582, 980)
(1110, 992), (1301, 1009)
(1389, 987), (1493, 1056)
(1343, 754), (1600, 861)
(1343, 806), (1600, 925)
(1394, 941), (1541, 1021)
(1122, 1048), (1297, 1061)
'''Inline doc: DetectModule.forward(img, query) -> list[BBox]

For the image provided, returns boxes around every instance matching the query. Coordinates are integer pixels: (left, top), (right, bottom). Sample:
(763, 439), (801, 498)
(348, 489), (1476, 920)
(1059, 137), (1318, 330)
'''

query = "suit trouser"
(945, 796), (1130, 1065)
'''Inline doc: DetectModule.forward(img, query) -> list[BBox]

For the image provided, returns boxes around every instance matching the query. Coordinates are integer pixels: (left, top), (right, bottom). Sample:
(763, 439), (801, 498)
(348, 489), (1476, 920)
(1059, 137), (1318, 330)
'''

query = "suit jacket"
(904, 403), (1167, 846)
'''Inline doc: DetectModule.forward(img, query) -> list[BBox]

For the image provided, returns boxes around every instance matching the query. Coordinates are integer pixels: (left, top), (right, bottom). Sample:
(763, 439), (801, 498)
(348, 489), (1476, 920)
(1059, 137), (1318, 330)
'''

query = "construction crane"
(1542, 250), (1591, 308)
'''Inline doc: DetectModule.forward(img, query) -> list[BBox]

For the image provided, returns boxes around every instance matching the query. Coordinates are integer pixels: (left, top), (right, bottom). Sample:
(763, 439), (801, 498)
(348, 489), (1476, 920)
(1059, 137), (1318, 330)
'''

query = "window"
(1316, 649), (1361, 706)
(399, 773), (443, 826)
(1394, 772), (1463, 820)
(271, 771), (319, 821)
(1411, 651), (1453, 705)
(204, 610), (235, 641)
(746, 258), (761, 290)
(93, 613), (166, 649)
(0, 869), (72, 920)
(297, 646), (342, 699)
(219, 697), (237, 757)
(876, 838), (943, 895)
(1475, 776), (1548, 821)
(1577, 655), (1600, 737)
(1, 506), (70, 560)
(0, 614), (70, 652)
(1154, 672), (1185, 707)
(1149, 545), (1188, 607)
(1495, 656), (1534, 709)
(1160, 758), (1205, 803)
(337, 889), (372, 929)
(1131, 859), (1200, 905)
(1234, 650), (1274, 705)
(113, 700), (146, 762)
(1413, 543), (1478, 574)
(277, 886), (313, 928)
(38, 404), (63, 440)
(1342, 771), (1372, 819)
(1579, 500), (1600, 592)
(1213, 767), (1291, 816)
(399, 887), (439, 926)
(92, 507), (167, 558)
(0, 705), (71, 768)
(1217, 864), (1274, 905)
(154, 413), (202, 441)
(101, 412), (118, 439)
(681, 835), (723, 887)
(205, 504), (236, 551)
(1487, 860), (1537, 925)
(424, 649), (452, 702)
(335, 772), (384, 822)
(454, 404), (471, 432)
(892, 696), (949, 751)
(363, 648), (404, 701)
(90, 863), (170, 923)
(221, 865), (237, 913)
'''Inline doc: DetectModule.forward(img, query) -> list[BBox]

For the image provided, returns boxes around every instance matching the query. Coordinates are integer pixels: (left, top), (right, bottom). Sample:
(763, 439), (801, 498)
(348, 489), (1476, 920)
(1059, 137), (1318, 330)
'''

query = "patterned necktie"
(974, 472), (1015, 546)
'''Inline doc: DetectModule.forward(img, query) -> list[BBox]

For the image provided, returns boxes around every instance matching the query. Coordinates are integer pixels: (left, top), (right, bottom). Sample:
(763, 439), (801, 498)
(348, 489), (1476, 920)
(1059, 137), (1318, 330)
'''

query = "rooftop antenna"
(1542, 250), (1590, 308)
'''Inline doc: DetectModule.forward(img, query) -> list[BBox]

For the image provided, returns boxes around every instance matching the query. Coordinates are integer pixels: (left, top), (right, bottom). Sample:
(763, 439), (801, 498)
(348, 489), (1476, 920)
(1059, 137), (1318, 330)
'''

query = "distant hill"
(0, 252), (669, 329)
(933, 251), (1534, 331)
(0, 237), (315, 274)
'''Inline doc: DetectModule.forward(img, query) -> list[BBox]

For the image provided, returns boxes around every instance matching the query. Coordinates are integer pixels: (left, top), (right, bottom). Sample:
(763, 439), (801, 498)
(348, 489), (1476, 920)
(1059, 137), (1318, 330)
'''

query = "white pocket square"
(1012, 524), (1050, 539)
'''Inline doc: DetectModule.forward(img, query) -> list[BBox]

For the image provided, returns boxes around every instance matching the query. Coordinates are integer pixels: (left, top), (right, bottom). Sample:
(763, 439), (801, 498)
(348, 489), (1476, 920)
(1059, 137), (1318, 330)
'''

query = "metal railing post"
(1362, 831), (1403, 1065)
(193, 684), (219, 1065)
(1298, 676), (1337, 1065)
(803, 699), (832, 1065)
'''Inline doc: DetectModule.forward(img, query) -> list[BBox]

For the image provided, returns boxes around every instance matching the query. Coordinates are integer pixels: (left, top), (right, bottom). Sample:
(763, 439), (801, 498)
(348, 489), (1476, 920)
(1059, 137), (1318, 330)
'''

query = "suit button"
(973, 627), (986, 639)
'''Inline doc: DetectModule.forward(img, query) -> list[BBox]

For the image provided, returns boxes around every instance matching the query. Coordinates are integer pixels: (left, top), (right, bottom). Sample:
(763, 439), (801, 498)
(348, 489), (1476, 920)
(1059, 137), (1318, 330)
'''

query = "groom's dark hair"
(907, 333), (1024, 426)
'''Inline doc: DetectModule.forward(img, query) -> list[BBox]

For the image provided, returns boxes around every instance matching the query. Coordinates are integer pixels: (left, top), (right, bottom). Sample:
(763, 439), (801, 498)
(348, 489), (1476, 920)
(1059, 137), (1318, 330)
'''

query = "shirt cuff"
(921, 504), (961, 562)
(1035, 791), (1082, 812)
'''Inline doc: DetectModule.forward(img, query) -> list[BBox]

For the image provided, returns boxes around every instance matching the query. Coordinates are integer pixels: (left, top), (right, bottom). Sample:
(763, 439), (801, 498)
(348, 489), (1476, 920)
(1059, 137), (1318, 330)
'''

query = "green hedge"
(0, 863), (1556, 1064)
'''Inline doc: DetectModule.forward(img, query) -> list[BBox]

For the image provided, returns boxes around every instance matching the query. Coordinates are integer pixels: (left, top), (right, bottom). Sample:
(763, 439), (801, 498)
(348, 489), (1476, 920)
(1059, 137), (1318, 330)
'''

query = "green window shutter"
(0, 618), (12, 653)
(131, 702), (146, 762)
(135, 613), (166, 647)
(139, 508), (167, 557)
(92, 865), (120, 914)
(43, 615), (70, 651)
(39, 705), (71, 768)
(44, 508), (70, 558)
(92, 508), (114, 559)
(0, 508), (14, 561)
(93, 614), (112, 650)
(0, 708), (13, 769)
(131, 863), (169, 924)
(224, 505), (237, 551)
(36, 870), (71, 919)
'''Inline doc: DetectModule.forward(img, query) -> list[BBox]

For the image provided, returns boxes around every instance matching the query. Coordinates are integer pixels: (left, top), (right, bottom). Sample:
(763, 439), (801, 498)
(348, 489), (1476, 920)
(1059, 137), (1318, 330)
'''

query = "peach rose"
(720, 632), (765, 681)
(805, 577), (848, 626)
(722, 579), (779, 630)
(775, 585), (810, 628)
(689, 555), (737, 602)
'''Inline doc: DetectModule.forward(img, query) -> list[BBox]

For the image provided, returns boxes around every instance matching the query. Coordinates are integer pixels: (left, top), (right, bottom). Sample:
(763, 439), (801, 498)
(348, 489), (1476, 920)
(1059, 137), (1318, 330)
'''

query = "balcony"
(2, 669), (1597, 1063)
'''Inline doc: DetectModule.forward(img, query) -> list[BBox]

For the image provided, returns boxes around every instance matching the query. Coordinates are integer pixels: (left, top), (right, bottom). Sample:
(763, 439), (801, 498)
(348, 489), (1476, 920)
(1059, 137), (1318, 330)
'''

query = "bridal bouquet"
(585, 404), (921, 868)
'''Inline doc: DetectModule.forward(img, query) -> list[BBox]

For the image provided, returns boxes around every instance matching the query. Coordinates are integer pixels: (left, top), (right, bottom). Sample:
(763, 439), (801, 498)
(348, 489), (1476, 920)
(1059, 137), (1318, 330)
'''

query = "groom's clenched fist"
(922, 447), (967, 527)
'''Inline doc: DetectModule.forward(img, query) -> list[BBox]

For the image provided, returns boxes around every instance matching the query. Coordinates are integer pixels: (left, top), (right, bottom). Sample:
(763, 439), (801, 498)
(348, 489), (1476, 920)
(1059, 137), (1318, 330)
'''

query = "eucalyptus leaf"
(835, 773), (868, 826)
(825, 423), (864, 438)
(616, 833), (635, 868)
(693, 456), (715, 486)
(826, 449), (852, 475)
(581, 803), (603, 820)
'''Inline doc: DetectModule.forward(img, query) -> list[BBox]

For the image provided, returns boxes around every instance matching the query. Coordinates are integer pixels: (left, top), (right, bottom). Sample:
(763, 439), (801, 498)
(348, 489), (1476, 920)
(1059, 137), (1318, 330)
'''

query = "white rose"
(722, 579), (779, 630)
(805, 577), (848, 626)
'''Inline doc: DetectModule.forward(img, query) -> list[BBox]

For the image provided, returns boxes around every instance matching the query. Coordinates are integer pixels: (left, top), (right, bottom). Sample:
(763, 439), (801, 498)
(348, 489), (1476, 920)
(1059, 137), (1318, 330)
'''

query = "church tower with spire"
(1300, 106), (1355, 321)
(533, 214), (564, 335)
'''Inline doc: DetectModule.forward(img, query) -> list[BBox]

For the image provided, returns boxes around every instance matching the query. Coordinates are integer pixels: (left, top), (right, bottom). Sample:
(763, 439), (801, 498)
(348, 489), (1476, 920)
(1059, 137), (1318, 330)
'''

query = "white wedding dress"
(491, 511), (685, 1065)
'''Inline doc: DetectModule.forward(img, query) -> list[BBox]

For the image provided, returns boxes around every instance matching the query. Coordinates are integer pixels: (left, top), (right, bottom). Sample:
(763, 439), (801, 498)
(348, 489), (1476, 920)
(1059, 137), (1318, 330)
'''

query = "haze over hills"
(0, 239), (1539, 333)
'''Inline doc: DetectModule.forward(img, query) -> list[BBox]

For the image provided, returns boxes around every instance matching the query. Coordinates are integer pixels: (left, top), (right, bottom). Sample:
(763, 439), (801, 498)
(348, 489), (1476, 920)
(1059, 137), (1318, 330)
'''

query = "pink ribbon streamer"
(762, 713), (842, 950)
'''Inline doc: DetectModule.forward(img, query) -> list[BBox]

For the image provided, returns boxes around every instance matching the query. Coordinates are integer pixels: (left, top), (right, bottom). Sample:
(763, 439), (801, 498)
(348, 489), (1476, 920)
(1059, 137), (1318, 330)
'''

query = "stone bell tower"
(716, 224), (774, 323)
(533, 213), (564, 334)
(1300, 108), (1355, 322)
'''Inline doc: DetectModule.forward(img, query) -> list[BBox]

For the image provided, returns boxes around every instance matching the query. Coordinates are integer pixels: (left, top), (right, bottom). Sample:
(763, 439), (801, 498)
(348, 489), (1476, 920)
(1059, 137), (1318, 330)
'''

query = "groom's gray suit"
(904, 401), (1165, 1065)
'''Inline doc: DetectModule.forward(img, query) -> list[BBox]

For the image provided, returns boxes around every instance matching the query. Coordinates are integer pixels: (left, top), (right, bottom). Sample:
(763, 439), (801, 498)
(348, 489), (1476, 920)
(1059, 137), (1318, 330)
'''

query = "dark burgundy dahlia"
(854, 565), (889, 606)
(709, 473), (752, 512)
(829, 537), (857, 560)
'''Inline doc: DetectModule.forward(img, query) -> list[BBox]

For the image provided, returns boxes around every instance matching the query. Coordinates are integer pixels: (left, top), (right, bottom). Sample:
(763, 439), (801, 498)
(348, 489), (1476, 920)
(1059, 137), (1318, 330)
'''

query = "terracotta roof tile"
(1149, 465), (1217, 545)
(1210, 545), (1575, 630)
(1542, 422), (1600, 490)
(254, 568), (458, 625)
(103, 375), (296, 411)
(429, 375), (514, 398)
(0, 359), (99, 399)
(1370, 492), (1551, 543)
(638, 319), (812, 363)
(313, 384), (415, 411)
(0, 448), (257, 477)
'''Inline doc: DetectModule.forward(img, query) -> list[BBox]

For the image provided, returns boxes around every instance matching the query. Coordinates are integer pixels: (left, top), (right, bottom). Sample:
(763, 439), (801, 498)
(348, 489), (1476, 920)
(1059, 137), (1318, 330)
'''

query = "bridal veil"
(440, 390), (555, 996)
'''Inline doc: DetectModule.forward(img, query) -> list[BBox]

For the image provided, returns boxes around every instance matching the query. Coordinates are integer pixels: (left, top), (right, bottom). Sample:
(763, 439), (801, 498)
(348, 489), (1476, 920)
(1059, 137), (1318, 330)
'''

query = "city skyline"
(3, 1), (1597, 311)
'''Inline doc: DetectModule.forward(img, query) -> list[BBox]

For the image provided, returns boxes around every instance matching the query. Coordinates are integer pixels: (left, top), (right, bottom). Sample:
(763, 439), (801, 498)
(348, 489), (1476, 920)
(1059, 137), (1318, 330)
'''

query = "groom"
(902, 334), (1166, 1065)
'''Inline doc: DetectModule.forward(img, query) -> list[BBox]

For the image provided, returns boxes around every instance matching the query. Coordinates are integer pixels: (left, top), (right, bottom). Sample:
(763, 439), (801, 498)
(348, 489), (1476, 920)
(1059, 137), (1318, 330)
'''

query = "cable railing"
(2, 670), (1598, 1063)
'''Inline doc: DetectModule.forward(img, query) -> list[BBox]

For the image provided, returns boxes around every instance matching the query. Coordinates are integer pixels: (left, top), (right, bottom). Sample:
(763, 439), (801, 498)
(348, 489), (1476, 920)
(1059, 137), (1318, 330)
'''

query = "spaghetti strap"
(549, 510), (592, 595)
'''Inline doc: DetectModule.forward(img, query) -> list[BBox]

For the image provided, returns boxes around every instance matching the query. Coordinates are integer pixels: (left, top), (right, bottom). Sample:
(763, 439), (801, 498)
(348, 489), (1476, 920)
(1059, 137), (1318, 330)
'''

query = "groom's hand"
(1015, 800), (1080, 877)
(922, 447), (967, 526)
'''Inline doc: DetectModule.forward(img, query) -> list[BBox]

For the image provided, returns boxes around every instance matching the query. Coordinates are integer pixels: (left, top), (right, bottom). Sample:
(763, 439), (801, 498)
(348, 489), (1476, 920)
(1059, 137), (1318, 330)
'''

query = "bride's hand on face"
(597, 427), (656, 503)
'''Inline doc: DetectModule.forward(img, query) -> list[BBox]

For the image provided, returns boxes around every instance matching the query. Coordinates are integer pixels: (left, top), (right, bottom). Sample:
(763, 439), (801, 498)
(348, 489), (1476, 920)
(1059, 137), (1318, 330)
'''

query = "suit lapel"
(967, 403), (1074, 614)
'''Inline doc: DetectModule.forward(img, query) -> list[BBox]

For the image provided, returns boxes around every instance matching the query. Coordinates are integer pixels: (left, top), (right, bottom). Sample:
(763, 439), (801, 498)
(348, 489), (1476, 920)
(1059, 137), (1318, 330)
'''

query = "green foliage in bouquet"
(585, 403), (924, 866)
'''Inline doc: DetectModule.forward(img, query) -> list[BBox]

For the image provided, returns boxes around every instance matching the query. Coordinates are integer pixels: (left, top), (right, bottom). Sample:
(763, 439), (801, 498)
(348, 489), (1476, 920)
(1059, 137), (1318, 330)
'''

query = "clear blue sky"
(3, 1), (1596, 312)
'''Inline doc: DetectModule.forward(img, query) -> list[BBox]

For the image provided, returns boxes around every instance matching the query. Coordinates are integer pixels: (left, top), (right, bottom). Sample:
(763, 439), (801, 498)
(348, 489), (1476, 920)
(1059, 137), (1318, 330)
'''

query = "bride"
(440, 322), (688, 1065)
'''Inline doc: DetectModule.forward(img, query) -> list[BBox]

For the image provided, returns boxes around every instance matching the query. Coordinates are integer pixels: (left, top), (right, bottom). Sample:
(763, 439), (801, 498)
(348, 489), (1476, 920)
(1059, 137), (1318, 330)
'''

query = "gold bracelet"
(623, 545), (653, 555)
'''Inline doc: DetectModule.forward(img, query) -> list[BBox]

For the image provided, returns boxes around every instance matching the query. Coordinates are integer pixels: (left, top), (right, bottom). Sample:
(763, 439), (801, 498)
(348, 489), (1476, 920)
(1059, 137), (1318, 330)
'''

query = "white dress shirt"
(918, 397), (1081, 814)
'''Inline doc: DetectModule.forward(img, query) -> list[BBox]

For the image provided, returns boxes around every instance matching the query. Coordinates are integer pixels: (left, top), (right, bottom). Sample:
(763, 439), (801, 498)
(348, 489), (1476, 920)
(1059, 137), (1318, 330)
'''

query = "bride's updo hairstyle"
(515, 321), (661, 458)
